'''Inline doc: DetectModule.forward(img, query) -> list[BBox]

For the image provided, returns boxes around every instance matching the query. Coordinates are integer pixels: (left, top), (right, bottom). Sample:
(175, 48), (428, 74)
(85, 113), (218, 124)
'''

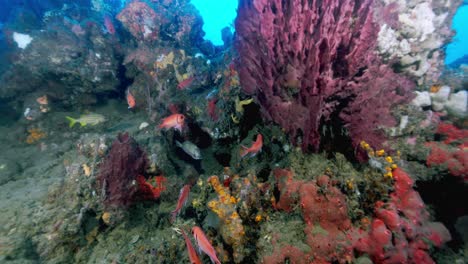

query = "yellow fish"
(66, 113), (106, 127)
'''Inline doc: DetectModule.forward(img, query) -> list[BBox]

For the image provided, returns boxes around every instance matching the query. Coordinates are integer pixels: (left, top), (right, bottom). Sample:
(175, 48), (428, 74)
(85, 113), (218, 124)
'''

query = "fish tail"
(66, 116), (77, 128)
(240, 145), (249, 158)
(169, 210), (177, 223)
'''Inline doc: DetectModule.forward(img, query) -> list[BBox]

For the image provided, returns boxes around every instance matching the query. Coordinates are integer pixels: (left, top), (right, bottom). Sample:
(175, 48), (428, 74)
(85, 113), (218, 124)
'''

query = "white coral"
(13, 32), (33, 49)
(398, 3), (435, 42)
(377, 24), (410, 58)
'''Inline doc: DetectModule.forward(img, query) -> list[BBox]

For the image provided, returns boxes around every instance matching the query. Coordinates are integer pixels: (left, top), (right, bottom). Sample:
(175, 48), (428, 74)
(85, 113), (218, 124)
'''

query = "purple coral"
(235, 0), (414, 151)
(97, 133), (149, 208)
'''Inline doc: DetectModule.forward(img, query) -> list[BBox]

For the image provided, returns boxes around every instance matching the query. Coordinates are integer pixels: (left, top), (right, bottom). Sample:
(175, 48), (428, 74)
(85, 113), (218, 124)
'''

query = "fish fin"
(65, 116), (76, 128)
(250, 148), (262, 158)
(175, 140), (182, 148)
(209, 256), (221, 264)
(240, 145), (249, 158)
(80, 121), (86, 127)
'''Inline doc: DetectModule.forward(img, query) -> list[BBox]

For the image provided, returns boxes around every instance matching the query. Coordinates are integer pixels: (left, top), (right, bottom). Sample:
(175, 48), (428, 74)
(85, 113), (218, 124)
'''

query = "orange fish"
(192, 226), (221, 264)
(240, 134), (263, 158)
(171, 184), (191, 222)
(158, 114), (185, 132)
(181, 229), (202, 264)
(126, 89), (136, 109)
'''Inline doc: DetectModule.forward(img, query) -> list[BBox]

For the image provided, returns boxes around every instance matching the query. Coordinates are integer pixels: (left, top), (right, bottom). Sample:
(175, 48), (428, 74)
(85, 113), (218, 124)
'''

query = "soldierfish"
(126, 89), (136, 109)
(192, 226), (221, 264)
(240, 134), (263, 158)
(177, 76), (195, 90)
(171, 185), (191, 222)
(158, 114), (185, 132)
(181, 229), (202, 264)
(104, 15), (115, 35)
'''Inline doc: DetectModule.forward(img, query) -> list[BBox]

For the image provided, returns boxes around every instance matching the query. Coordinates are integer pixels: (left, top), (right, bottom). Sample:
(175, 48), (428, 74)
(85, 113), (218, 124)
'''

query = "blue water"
(445, 4), (468, 65)
(190, 0), (237, 46)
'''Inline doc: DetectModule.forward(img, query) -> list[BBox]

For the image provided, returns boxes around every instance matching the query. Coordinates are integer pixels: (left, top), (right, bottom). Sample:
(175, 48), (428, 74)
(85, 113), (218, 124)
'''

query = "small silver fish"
(176, 140), (202, 160)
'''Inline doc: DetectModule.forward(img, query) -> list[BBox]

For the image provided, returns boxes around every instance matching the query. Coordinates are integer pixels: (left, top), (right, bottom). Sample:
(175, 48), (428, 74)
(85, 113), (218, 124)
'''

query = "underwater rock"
(0, 18), (119, 103)
(375, 0), (461, 85)
(117, 0), (203, 47)
(455, 215), (468, 244)
(117, 2), (160, 41)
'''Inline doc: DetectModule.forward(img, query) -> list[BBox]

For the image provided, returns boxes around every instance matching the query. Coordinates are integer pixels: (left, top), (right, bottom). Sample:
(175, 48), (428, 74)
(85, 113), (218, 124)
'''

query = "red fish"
(192, 226), (221, 264)
(158, 114), (185, 132)
(240, 134), (263, 158)
(181, 229), (202, 264)
(171, 184), (191, 222)
(126, 89), (136, 109)
(177, 76), (195, 90)
(207, 98), (218, 121)
(104, 15), (115, 35)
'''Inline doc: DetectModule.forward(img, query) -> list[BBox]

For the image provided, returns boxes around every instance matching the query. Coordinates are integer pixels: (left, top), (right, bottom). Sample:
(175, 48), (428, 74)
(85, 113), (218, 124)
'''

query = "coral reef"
(97, 133), (149, 208)
(269, 169), (355, 263)
(0, 1), (464, 263)
(235, 0), (414, 151)
(375, 0), (462, 85)
(354, 168), (452, 263)
(207, 175), (246, 263)
(425, 123), (468, 181)
(264, 166), (452, 263)
(117, 2), (160, 41)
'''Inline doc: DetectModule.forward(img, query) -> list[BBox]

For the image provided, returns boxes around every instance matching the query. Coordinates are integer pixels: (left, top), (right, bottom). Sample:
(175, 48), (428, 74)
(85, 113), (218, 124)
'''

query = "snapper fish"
(176, 140), (202, 160)
(66, 113), (106, 127)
